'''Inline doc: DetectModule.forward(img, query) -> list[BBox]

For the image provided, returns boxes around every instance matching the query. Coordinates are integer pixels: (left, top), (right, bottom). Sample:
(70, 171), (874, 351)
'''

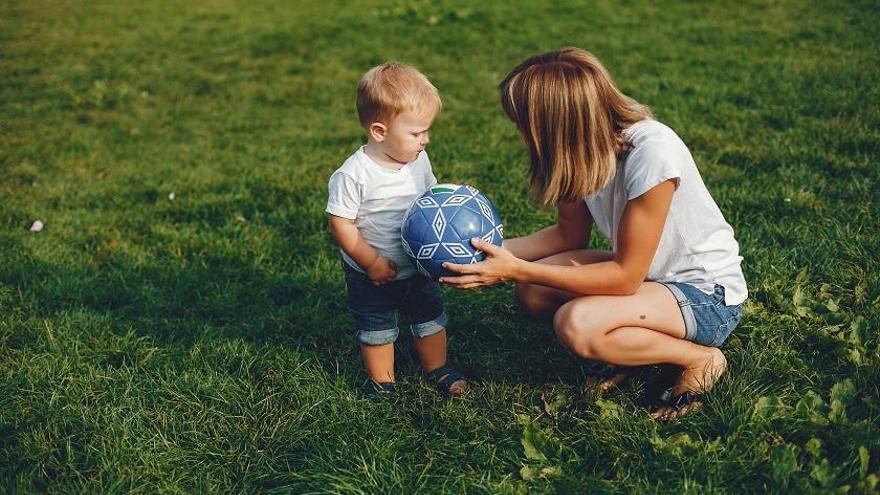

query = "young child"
(326, 62), (468, 398)
(441, 48), (747, 419)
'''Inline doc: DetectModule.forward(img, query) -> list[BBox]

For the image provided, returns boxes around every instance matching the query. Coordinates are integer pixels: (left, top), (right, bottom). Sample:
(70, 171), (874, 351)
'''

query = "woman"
(441, 48), (747, 419)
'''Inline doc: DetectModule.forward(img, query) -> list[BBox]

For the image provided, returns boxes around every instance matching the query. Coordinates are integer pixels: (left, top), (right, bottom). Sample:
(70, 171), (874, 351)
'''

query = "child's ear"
(369, 122), (387, 142)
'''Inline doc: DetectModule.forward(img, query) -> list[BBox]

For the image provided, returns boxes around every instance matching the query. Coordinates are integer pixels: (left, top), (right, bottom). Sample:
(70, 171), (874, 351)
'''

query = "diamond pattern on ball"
(417, 243), (439, 259)
(401, 183), (504, 279)
(417, 196), (439, 209)
(441, 194), (471, 207)
(402, 237), (414, 257)
(475, 198), (494, 223)
(442, 242), (471, 257)
(431, 210), (446, 239)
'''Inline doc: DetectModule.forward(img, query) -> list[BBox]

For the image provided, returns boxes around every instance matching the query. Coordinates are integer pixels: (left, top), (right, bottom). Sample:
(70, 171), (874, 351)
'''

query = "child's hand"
(367, 256), (397, 285)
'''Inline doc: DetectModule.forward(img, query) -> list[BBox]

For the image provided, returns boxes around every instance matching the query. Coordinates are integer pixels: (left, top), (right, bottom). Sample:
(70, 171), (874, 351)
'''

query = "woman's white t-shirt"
(584, 120), (747, 305)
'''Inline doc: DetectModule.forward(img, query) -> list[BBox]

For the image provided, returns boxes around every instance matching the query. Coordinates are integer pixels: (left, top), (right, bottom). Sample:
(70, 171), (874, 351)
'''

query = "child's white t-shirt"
(326, 146), (437, 280)
(585, 120), (747, 305)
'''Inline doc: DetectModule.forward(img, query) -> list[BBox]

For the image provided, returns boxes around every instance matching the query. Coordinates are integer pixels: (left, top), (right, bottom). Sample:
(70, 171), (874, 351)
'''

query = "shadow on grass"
(3, 244), (605, 389)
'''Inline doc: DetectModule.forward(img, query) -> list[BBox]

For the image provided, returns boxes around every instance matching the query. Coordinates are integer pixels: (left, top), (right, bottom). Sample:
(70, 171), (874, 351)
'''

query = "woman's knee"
(553, 301), (602, 357)
(515, 282), (551, 318)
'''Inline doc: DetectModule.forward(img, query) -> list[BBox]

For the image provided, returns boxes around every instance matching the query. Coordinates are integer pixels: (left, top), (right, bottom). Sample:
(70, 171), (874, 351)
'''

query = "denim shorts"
(343, 261), (448, 346)
(661, 283), (743, 347)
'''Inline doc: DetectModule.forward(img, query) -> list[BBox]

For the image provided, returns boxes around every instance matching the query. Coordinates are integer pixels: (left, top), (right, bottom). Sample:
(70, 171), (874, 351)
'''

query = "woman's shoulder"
(616, 120), (696, 197)
(624, 119), (683, 147)
(622, 120), (692, 165)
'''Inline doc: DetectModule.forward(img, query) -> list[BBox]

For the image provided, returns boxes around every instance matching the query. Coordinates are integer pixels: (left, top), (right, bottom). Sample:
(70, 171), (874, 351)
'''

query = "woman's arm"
(441, 180), (675, 295)
(503, 200), (593, 261)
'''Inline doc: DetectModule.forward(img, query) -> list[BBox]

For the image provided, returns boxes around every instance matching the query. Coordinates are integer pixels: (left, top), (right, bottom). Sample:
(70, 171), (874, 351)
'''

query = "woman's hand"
(440, 238), (522, 289)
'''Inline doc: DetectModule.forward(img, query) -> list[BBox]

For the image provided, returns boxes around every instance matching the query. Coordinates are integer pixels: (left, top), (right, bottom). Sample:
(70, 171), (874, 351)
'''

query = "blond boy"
(326, 63), (467, 398)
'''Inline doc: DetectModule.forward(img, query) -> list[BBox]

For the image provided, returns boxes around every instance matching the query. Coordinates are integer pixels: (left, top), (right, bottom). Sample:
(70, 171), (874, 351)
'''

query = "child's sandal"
(424, 365), (468, 397)
(364, 380), (396, 399)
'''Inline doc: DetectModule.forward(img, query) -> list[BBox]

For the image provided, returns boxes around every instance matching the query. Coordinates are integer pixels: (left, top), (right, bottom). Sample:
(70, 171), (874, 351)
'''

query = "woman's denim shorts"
(660, 283), (743, 347)
(343, 261), (448, 346)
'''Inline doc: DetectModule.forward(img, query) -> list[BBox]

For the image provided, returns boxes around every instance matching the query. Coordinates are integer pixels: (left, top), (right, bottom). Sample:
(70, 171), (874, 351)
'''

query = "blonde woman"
(441, 48), (747, 419)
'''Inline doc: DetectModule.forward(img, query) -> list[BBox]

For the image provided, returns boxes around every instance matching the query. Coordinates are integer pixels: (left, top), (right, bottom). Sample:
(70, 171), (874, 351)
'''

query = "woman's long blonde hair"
(499, 48), (652, 206)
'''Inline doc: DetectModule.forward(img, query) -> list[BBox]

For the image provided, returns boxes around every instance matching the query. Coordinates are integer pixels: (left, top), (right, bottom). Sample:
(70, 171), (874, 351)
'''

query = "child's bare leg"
(413, 329), (447, 371)
(413, 329), (467, 394)
(361, 343), (395, 383)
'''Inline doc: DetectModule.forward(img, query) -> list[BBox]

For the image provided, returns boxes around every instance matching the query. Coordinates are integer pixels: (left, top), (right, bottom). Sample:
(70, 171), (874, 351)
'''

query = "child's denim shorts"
(660, 282), (743, 347)
(343, 261), (448, 346)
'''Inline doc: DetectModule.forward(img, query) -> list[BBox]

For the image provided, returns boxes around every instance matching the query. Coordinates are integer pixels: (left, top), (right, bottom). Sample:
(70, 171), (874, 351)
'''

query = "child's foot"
(650, 348), (727, 420)
(424, 365), (468, 397)
(364, 380), (396, 399)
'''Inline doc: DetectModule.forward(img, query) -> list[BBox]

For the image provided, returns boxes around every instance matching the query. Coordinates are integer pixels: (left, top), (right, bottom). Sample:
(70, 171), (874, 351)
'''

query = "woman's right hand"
(440, 238), (522, 289)
(367, 256), (397, 285)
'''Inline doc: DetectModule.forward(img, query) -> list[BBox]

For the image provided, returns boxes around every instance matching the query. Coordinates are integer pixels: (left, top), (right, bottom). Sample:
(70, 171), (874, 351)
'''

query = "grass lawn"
(2, 0), (879, 492)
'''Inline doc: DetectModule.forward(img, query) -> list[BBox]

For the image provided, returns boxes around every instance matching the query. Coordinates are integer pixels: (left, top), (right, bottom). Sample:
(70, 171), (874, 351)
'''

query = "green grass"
(1, 0), (879, 492)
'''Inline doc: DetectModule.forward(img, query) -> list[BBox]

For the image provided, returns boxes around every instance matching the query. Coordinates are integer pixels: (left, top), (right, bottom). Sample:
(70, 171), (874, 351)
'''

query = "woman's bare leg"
(514, 249), (613, 318)
(514, 249), (637, 392)
(515, 249), (630, 391)
(551, 282), (727, 417)
(513, 250), (728, 412)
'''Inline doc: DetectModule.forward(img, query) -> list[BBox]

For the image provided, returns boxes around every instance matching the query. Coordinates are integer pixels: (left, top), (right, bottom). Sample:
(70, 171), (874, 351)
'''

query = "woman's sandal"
(592, 364), (673, 396)
(364, 380), (396, 399)
(649, 387), (706, 419)
(424, 365), (468, 397)
(593, 364), (638, 395)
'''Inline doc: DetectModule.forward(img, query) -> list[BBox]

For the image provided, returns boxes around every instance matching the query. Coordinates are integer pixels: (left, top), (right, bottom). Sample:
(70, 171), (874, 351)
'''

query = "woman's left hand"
(439, 238), (521, 289)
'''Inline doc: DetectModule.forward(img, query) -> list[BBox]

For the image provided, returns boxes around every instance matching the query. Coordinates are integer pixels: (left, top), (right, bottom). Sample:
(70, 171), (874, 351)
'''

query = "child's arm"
(503, 200), (593, 261)
(328, 215), (397, 285)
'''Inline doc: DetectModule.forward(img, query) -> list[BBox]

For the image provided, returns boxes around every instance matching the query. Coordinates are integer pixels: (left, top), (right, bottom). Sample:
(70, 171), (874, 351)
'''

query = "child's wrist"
(367, 255), (382, 269)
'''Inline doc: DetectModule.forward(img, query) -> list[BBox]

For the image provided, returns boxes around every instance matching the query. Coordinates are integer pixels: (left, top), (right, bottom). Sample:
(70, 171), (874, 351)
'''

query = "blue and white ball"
(401, 184), (504, 279)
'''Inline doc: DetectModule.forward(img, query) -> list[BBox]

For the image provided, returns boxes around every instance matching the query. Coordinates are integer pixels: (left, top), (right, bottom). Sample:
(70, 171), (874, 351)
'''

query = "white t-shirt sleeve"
(623, 139), (683, 200)
(326, 171), (361, 220)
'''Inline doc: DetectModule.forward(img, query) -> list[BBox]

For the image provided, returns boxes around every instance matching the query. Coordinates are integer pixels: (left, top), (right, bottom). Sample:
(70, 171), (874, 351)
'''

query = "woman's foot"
(597, 371), (630, 394)
(595, 365), (673, 396)
(650, 347), (727, 420)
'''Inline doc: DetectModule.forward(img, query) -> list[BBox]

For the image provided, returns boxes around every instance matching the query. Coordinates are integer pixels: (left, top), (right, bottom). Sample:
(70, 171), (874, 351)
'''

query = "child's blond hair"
(357, 62), (442, 129)
(499, 48), (652, 206)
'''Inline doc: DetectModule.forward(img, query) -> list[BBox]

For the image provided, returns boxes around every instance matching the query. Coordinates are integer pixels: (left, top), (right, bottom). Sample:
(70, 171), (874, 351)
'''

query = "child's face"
(375, 108), (435, 164)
